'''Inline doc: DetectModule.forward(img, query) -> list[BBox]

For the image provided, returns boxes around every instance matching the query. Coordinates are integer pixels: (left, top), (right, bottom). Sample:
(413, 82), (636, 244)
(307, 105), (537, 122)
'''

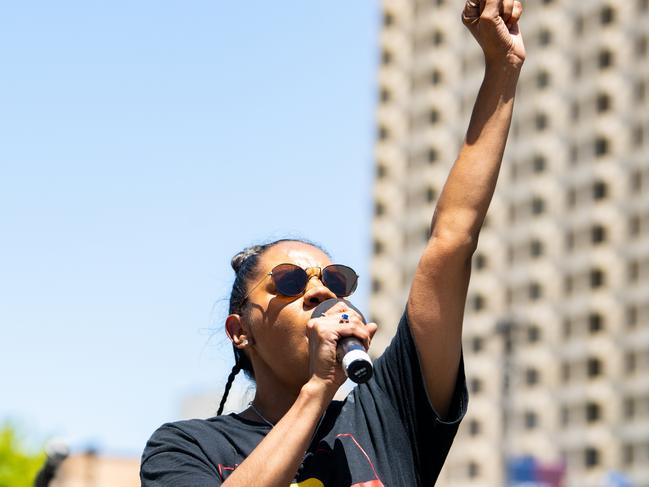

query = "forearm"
(431, 61), (520, 243)
(222, 380), (332, 487)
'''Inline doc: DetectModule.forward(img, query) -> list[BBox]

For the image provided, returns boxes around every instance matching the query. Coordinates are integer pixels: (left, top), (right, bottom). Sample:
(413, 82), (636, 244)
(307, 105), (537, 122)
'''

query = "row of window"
(466, 258), (649, 310)
(466, 357), (605, 398)
(466, 303), (646, 348)
(466, 396), (649, 445)
(469, 216), (649, 269)
(560, 401), (604, 427)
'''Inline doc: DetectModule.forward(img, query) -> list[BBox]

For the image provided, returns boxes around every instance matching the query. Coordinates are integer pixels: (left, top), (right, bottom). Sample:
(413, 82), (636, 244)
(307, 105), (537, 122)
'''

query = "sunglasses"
(243, 263), (359, 301)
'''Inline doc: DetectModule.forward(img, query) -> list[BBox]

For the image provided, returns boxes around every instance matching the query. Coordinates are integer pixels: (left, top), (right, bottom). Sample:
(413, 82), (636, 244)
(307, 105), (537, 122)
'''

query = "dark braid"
(218, 238), (330, 415)
(217, 362), (242, 415)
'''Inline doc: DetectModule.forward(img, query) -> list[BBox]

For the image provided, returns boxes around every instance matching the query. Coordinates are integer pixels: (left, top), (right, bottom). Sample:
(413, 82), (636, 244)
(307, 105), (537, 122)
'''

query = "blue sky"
(0, 1), (378, 455)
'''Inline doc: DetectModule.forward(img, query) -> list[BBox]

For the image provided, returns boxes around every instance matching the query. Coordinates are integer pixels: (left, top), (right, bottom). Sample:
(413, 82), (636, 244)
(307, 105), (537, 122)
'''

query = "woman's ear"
(226, 314), (252, 349)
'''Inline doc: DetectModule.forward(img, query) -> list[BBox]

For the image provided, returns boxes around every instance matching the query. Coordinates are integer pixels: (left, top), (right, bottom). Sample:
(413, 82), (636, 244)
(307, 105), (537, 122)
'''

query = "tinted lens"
(271, 264), (308, 296)
(322, 264), (358, 297)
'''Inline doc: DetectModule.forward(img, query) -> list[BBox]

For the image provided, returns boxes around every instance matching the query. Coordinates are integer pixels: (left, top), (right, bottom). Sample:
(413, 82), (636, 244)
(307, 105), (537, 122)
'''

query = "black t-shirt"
(141, 311), (468, 486)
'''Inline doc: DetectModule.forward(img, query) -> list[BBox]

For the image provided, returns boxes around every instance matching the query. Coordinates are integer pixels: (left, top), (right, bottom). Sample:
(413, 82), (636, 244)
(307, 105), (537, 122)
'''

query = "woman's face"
(241, 241), (342, 390)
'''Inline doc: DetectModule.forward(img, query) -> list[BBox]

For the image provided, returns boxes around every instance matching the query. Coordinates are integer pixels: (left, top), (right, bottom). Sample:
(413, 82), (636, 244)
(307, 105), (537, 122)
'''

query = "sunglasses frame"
(242, 263), (359, 303)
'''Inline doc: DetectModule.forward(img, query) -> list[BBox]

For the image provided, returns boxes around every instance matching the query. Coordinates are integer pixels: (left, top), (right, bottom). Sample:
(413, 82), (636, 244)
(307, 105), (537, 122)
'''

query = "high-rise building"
(370, 1), (649, 486)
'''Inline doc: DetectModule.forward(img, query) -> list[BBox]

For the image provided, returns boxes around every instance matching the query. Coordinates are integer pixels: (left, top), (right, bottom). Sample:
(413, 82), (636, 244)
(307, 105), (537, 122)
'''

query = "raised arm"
(407, 0), (526, 418)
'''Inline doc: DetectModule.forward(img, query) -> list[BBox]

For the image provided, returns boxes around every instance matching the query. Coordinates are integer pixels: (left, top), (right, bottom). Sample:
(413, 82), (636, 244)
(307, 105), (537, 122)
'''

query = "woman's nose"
(302, 279), (336, 307)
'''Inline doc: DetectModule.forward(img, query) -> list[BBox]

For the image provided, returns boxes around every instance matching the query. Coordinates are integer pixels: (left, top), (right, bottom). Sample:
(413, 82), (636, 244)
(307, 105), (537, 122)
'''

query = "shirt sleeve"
(369, 310), (468, 481)
(140, 423), (221, 487)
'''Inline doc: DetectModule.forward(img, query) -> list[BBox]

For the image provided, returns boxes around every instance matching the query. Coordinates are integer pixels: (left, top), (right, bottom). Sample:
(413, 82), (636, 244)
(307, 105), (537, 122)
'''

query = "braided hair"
(217, 238), (329, 415)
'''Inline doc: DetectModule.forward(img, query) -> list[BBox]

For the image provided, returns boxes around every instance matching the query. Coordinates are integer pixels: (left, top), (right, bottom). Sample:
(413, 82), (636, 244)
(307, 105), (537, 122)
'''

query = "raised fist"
(462, 0), (526, 68)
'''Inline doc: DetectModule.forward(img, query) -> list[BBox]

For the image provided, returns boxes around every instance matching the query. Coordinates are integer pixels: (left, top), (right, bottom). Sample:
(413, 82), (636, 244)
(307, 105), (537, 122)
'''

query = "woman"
(141, 1), (525, 485)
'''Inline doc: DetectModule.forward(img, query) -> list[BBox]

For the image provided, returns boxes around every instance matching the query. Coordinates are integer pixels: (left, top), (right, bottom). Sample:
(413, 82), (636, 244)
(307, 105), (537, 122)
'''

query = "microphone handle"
(337, 337), (373, 384)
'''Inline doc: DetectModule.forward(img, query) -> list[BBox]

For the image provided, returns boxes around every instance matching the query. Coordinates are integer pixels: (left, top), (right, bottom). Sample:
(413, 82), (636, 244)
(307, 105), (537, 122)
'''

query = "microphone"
(311, 298), (373, 384)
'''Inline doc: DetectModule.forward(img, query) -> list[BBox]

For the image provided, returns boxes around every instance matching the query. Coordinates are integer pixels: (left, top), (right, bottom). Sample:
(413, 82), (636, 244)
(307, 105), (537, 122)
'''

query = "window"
(635, 79), (646, 102)
(593, 181), (608, 200)
(624, 396), (635, 417)
(525, 367), (540, 386)
(471, 336), (484, 353)
(598, 49), (614, 69)
(561, 362), (571, 382)
(591, 224), (607, 244)
(532, 155), (547, 173)
(527, 325), (541, 343)
(524, 411), (538, 429)
(535, 112), (549, 131)
(586, 402), (601, 422)
(381, 49), (393, 65)
(468, 419), (481, 436)
(538, 28), (553, 46)
(631, 170), (642, 193)
(629, 216), (640, 236)
(588, 313), (604, 333)
(585, 447), (600, 468)
(429, 109), (440, 125)
(595, 137), (610, 157)
(536, 70), (550, 89)
(425, 187), (437, 203)
(376, 164), (387, 179)
(380, 87), (391, 103)
(633, 123), (644, 148)
(470, 378), (483, 393)
(474, 253), (487, 270)
(636, 35), (648, 57)
(529, 282), (543, 300)
(560, 406), (569, 426)
(587, 357), (603, 378)
(375, 201), (386, 216)
(468, 462), (480, 479)
(471, 294), (486, 311)
(590, 269), (605, 288)
(428, 148), (438, 164)
(432, 30), (445, 46)
(431, 69), (443, 85)
(626, 352), (637, 374)
(596, 93), (611, 113)
(629, 261), (639, 282)
(371, 278), (382, 293)
(623, 444), (634, 466)
(571, 100), (580, 121)
(600, 5), (616, 25)
(573, 59), (583, 78)
(530, 239), (544, 257)
(383, 11), (394, 26)
(574, 16), (584, 36)
(378, 125), (390, 140)
(373, 239), (384, 255)
(564, 276), (573, 294)
(532, 197), (545, 215)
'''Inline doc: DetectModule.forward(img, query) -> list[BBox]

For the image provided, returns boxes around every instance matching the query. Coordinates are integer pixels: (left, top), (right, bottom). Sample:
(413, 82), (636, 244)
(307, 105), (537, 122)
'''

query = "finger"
(336, 323), (373, 349)
(462, 0), (481, 25)
(502, 0), (514, 22)
(508, 0), (523, 27)
(482, 0), (499, 18)
(320, 301), (348, 318)
(366, 322), (379, 340)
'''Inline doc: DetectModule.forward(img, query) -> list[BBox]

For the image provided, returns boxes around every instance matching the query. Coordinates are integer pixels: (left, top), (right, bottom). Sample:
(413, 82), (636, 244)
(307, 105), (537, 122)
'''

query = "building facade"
(370, 0), (649, 485)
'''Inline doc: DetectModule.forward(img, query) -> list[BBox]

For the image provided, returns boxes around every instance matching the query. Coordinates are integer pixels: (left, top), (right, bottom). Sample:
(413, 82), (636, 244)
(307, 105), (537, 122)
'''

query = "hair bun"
(231, 245), (263, 273)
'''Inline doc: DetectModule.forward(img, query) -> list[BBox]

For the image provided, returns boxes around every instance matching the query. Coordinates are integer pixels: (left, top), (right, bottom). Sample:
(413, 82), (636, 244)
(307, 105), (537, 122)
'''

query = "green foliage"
(0, 423), (45, 487)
